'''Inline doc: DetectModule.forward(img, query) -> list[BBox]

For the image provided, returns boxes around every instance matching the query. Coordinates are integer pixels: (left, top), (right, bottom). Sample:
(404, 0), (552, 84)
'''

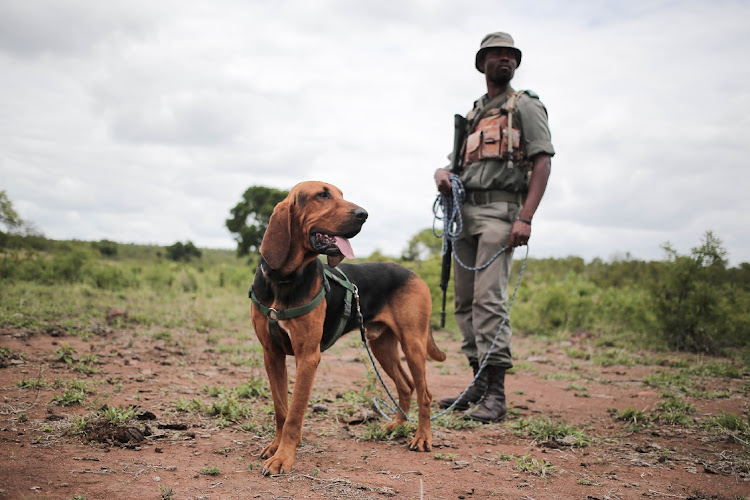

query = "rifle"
(440, 114), (468, 328)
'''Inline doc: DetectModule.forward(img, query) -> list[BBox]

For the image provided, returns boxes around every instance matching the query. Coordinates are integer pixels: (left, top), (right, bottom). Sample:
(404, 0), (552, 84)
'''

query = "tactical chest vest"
(464, 90), (526, 167)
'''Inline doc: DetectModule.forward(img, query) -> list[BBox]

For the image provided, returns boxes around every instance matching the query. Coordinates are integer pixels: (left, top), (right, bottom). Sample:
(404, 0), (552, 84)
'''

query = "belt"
(465, 190), (521, 205)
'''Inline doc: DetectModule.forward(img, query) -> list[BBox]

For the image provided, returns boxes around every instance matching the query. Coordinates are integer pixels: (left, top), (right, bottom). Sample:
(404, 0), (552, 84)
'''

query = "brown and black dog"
(249, 181), (445, 475)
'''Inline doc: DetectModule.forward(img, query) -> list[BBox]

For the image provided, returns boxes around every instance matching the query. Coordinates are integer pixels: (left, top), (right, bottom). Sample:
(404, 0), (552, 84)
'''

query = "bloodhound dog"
(249, 181), (445, 475)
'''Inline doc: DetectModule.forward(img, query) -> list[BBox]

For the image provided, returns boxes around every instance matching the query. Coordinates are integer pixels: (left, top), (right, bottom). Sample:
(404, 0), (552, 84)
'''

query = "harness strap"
(249, 267), (357, 351)
(322, 268), (357, 350)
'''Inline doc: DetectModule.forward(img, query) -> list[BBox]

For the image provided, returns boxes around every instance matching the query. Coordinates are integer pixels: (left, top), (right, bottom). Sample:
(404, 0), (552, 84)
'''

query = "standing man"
(434, 32), (554, 423)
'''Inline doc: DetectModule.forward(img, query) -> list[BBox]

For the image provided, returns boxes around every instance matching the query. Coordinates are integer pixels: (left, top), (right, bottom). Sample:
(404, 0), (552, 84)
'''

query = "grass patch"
(514, 453), (555, 477)
(643, 370), (693, 392)
(689, 361), (742, 379)
(360, 421), (416, 442)
(52, 379), (96, 406)
(52, 343), (77, 364)
(99, 405), (138, 426)
(540, 371), (581, 381)
(15, 378), (48, 390)
(612, 407), (652, 431)
(432, 412), (481, 430)
(702, 411), (750, 445)
(563, 347), (590, 360)
(594, 349), (634, 367)
(653, 397), (696, 426)
(509, 416), (591, 447)
(200, 466), (221, 476)
(564, 383), (587, 392)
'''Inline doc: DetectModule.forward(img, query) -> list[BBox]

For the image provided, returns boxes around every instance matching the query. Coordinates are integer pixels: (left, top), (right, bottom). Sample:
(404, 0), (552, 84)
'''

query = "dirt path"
(1, 326), (748, 499)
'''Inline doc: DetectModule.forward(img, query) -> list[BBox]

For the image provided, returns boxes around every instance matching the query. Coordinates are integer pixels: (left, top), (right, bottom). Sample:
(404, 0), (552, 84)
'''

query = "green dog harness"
(249, 268), (358, 352)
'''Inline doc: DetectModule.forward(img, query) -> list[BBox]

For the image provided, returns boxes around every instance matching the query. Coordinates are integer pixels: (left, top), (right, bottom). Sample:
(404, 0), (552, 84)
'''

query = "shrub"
(166, 241), (202, 262)
(651, 232), (747, 354)
(91, 239), (118, 257)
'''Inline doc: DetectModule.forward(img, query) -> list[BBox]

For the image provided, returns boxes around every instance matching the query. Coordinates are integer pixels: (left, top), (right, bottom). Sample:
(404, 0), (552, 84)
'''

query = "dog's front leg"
(260, 346), (288, 462)
(261, 347), (321, 476)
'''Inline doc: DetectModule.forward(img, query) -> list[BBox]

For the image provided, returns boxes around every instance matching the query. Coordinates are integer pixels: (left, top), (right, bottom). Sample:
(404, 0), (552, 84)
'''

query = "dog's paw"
(382, 419), (406, 433)
(260, 442), (279, 459)
(261, 452), (294, 476)
(408, 435), (432, 452)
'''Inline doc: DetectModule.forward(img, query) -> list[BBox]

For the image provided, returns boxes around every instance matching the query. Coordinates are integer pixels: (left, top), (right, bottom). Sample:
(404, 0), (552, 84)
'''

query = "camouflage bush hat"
(475, 32), (522, 72)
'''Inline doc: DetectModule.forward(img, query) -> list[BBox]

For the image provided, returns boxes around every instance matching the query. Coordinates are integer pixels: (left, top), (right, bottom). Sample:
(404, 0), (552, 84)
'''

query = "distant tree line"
(2, 187), (747, 357)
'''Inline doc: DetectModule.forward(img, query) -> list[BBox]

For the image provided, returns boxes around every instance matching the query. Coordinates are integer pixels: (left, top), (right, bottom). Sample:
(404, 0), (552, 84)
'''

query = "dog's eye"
(315, 191), (331, 200)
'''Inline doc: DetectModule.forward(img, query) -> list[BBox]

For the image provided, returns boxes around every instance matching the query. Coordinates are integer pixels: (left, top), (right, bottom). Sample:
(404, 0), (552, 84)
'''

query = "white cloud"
(1, 0), (749, 265)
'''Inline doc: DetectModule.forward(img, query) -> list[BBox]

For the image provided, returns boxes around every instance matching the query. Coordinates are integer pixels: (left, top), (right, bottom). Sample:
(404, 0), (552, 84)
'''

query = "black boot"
(438, 361), (488, 411)
(465, 365), (507, 423)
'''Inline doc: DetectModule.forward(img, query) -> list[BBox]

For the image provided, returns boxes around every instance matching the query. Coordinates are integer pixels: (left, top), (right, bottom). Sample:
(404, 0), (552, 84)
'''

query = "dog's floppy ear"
(260, 200), (291, 270)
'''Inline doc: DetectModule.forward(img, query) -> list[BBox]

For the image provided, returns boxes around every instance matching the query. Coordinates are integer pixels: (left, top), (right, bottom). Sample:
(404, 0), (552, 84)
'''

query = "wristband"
(516, 217), (532, 226)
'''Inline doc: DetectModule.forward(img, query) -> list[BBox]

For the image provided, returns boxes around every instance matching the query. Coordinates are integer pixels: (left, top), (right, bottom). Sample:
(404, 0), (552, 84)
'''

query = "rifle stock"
(451, 114), (468, 174)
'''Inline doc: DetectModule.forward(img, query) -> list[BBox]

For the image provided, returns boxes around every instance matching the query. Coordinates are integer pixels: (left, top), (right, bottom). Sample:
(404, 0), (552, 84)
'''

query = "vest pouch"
(464, 112), (509, 165)
(481, 120), (501, 158)
(465, 129), (482, 165)
(500, 128), (522, 162)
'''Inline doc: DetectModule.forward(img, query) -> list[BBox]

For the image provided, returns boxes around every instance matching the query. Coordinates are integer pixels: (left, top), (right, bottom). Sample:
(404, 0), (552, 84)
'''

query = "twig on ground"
(648, 490), (687, 498)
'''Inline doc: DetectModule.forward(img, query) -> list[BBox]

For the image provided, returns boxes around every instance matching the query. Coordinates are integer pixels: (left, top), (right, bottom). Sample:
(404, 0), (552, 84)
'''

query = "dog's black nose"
(354, 208), (368, 222)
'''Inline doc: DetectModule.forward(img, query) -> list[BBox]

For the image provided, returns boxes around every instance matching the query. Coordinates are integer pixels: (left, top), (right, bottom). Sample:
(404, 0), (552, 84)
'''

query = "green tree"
(166, 241), (202, 262)
(402, 228), (443, 261)
(652, 231), (733, 353)
(0, 190), (24, 232)
(225, 186), (288, 257)
(91, 239), (118, 257)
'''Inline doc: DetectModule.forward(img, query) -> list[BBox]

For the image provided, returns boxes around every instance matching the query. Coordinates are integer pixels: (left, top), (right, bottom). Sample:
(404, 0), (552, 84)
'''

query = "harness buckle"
(268, 308), (278, 320)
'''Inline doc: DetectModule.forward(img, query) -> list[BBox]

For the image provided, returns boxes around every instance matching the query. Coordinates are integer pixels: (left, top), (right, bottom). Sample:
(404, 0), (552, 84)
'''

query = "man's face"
(483, 47), (518, 85)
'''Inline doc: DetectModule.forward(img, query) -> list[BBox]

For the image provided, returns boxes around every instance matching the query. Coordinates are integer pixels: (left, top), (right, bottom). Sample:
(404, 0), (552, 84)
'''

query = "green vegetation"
(200, 466), (221, 476)
(514, 453), (556, 477)
(225, 185), (288, 257)
(432, 412), (481, 430)
(159, 485), (175, 500)
(360, 421), (416, 441)
(99, 405), (139, 426)
(613, 407), (652, 432)
(52, 380), (96, 406)
(509, 416), (591, 448)
(2, 227), (747, 360)
(702, 411), (750, 444)
(165, 241), (202, 262)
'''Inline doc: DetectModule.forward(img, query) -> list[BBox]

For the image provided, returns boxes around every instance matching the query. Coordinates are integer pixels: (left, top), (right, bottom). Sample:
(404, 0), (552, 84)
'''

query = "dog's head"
(260, 181), (368, 272)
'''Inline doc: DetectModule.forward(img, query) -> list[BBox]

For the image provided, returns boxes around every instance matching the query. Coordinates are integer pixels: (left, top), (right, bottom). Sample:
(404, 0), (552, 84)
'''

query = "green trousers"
(453, 199), (520, 368)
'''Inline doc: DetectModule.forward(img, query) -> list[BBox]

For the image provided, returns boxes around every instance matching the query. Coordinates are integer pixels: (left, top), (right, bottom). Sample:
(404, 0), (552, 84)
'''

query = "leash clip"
(267, 307), (278, 320)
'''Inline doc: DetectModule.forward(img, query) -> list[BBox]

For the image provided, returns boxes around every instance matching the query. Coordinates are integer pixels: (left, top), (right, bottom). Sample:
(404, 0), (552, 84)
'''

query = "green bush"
(91, 239), (118, 257)
(651, 232), (748, 354)
(166, 241), (202, 262)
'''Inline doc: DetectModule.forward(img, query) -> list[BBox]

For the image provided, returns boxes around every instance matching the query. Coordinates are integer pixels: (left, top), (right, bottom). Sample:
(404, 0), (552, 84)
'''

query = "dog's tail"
(427, 327), (447, 362)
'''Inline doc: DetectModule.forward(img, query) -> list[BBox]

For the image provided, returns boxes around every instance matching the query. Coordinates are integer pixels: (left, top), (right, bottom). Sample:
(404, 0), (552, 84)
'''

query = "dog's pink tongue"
(334, 236), (355, 260)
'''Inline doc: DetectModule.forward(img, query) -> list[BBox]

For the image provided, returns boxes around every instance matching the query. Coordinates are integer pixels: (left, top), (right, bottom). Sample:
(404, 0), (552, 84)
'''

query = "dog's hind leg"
(399, 327), (433, 452)
(367, 327), (414, 430)
(390, 280), (435, 451)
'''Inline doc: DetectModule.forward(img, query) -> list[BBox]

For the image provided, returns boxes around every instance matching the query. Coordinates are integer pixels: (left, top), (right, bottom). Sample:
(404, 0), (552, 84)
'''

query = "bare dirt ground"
(1, 323), (748, 500)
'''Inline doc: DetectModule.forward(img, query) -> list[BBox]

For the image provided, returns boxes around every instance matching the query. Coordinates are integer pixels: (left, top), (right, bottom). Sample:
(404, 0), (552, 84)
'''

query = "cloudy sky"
(2, 0), (749, 265)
